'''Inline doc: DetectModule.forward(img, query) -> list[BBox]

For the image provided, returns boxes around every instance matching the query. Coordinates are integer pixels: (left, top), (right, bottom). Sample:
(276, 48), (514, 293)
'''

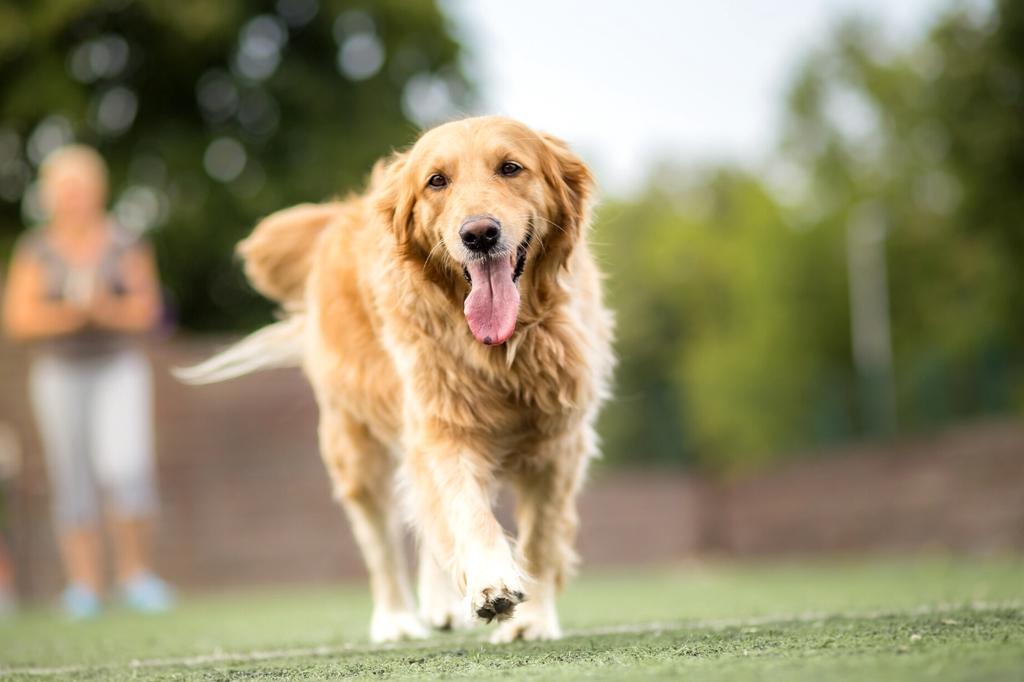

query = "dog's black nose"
(460, 216), (501, 253)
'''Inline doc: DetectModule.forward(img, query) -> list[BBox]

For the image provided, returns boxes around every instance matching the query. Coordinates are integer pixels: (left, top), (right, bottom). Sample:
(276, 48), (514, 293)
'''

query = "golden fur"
(204, 117), (613, 642)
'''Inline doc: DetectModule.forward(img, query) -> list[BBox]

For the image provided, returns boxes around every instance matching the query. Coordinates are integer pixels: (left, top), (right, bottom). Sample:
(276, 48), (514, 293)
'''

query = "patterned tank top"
(17, 223), (140, 359)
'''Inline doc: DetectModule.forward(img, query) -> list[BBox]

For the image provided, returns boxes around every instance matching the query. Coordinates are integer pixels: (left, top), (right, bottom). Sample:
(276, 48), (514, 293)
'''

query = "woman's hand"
(86, 289), (124, 329)
(86, 245), (162, 333)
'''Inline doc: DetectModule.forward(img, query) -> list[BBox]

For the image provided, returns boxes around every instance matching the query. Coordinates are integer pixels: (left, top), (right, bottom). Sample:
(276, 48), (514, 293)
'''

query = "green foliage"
(595, 172), (855, 471)
(777, 3), (1024, 428)
(0, 0), (469, 329)
(597, 1), (1024, 471)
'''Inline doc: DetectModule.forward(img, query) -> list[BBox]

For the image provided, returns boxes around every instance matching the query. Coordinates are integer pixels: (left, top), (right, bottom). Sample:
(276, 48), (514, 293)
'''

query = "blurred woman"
(2, 145), (173, 618)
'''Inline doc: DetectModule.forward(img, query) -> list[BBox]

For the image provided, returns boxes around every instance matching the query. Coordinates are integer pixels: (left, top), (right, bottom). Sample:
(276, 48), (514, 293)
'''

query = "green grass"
(1, 557), (1022, 680)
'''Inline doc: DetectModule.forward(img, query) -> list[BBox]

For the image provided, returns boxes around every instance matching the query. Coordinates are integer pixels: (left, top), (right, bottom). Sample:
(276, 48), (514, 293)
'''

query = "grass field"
(1, 557), (1022, 680)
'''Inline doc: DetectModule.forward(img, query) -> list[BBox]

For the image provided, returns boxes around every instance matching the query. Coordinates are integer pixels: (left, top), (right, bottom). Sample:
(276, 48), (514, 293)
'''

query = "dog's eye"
(499, 161), (522, 177)
(427, 173), (448, 189)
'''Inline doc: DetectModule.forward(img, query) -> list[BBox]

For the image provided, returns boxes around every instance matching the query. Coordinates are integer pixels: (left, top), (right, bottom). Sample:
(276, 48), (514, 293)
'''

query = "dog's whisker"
(538, 216), (569, 234)
(424, 238), (448, 268)
(531, 215), (570, 238)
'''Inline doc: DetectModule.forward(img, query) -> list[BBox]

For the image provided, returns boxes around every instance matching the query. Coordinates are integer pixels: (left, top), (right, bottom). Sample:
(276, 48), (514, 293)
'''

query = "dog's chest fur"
(396, 318), (591, 441)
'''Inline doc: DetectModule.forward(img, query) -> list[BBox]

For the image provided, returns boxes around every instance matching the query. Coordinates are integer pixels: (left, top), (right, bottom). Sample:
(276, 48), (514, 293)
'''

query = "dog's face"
(379, 117), (593, 346)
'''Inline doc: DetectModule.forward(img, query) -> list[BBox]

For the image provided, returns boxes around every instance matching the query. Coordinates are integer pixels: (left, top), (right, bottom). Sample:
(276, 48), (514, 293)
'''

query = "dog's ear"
(538, 133), (595, 265)
(373, 151), (416, 253)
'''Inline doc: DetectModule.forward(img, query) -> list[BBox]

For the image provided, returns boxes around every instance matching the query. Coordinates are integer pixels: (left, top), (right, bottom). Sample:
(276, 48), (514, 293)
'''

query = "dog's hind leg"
(319, 411), (427, 643)
(491, 430), (592, 643)
(416, 545), (471, 631)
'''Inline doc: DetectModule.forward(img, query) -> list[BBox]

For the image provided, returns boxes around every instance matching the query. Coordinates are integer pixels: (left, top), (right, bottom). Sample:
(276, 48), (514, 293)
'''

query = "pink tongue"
(464, 257), (520, 345)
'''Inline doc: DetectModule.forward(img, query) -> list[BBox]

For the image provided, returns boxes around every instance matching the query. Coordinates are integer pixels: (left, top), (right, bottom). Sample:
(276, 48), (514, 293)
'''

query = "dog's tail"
(173, 314), (306, 385)
(237, 202), (340, 305)
(175, 202), (339, 385)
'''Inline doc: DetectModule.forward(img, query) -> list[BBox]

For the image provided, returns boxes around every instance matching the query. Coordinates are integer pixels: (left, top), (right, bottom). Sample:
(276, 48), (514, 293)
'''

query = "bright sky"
(443, 0), (958, 196)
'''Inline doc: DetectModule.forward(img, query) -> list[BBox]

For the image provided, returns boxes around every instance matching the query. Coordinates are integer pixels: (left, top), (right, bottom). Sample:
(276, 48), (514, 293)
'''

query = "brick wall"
(1, 336), (1022, 600)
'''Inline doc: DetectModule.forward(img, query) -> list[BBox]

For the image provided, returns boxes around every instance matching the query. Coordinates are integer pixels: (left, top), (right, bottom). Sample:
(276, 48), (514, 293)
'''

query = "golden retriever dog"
(181, 116), (613, 643)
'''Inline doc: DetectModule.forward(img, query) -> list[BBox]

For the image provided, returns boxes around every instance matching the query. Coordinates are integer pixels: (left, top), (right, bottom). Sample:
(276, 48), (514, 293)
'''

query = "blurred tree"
(0, 0), (470, 329)
(595, 170), (854, 472)
(932, 0), (1024, 403)
(779, 1), (1024, 428)
(596, 0), (1024, 471)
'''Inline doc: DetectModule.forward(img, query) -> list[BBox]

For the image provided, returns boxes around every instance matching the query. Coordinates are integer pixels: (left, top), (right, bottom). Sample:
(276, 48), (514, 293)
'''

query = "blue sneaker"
(120, 573), (175, 614)
(62, 584), (101, 619)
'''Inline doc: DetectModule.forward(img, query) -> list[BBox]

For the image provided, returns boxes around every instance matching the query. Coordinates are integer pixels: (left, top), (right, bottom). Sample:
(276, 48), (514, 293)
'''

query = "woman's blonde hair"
(39, 144), (108, 195)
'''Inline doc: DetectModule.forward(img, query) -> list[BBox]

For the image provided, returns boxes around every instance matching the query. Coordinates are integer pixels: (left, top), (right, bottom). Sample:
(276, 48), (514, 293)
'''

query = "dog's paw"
(370, 609), (430, 643)
(467, 581), (526, 624)
(420, 597), (474, 632)
(462, 551), (527, 623)
(419, 558), (474, 632)
(488, 600), (562, 643)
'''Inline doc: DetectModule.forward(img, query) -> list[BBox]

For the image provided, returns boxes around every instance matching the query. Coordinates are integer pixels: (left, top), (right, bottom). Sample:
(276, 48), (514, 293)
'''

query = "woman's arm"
(89, 243), (162, 333)
(2, 249), (87, 340)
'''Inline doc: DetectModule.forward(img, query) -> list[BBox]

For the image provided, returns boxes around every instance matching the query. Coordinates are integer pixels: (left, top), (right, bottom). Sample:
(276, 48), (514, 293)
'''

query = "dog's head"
(377, 116), (594, 346)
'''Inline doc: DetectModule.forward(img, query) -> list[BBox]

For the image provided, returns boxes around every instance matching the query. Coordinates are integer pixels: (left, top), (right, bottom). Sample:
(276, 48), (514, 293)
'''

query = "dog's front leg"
(405, 442), (525, 624)
(491, 429), (592, 643)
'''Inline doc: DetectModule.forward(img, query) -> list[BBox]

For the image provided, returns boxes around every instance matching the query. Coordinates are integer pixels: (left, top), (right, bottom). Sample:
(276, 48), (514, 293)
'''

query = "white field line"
(2, 599), (1020, 677)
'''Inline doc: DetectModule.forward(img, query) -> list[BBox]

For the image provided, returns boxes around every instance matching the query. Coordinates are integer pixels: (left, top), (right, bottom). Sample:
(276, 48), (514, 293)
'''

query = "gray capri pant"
(29, 350), (159, 527)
